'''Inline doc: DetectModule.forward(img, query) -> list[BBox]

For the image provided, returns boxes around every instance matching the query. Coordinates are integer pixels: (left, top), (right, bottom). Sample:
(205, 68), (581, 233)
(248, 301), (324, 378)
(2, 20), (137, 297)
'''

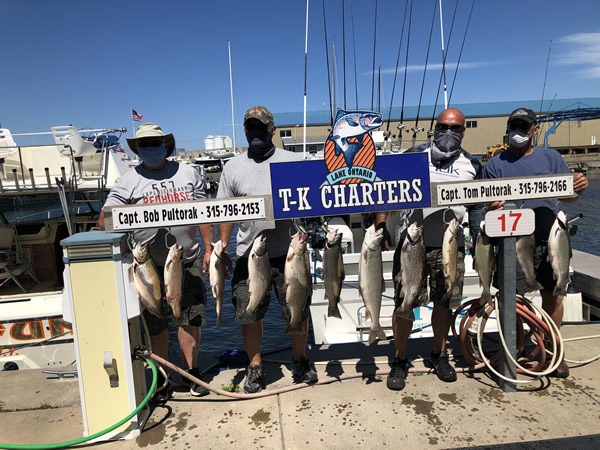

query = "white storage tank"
(204, 136), (215, 150)
(224, 136), (233, 149)
(213, 136), (225, 150)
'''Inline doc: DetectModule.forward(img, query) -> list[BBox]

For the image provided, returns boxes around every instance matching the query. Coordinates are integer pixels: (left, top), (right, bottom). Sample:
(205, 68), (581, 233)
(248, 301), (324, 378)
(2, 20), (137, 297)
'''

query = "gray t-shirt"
(104, 161), (207, 265)
(217, 148), (302, 258)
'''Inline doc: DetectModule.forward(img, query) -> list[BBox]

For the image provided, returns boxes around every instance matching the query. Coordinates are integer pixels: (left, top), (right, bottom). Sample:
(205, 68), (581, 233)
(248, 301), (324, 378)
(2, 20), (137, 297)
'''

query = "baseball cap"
(244, 106), (274, 125)
(507, 108), (537, 125)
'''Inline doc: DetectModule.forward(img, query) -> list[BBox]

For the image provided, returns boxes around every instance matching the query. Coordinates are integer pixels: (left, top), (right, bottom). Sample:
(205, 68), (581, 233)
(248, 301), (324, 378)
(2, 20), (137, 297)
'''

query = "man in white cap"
(99, 123), (213, 400)
(210, 106), (318, 394)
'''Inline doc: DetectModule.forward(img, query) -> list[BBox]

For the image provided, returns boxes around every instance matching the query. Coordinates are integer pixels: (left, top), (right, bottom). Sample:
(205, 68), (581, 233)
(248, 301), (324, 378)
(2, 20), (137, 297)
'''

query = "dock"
(2, 324), (600, 449)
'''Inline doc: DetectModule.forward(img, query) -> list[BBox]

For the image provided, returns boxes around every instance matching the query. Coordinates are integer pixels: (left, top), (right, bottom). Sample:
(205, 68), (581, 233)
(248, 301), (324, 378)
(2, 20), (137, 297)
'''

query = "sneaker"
(152, 371), (174, 404)
(430, 350), (457, 382)
(244, 364), (265, 393)
(387, 358), (408, 391)
(292, 357), (318, 384)
(550, 359), (570, 378)
(182, 367), (210, 397)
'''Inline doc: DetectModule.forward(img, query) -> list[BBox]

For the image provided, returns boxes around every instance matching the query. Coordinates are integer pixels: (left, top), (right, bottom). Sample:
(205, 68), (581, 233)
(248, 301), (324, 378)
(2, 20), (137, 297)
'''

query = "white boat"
(0, 126), (136, 370)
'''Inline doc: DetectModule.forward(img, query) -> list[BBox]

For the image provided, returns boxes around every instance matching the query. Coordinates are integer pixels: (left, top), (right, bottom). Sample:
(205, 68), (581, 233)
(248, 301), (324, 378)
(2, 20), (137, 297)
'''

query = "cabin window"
(466, 121), (478, 128)
(309, 145), (318, 152)
(280, 130), (292, 137)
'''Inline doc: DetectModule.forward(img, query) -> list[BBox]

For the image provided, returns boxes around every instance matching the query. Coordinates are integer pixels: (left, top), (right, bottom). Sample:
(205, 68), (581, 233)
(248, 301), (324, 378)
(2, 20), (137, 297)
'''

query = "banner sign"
(431, 173), (575, 207)
(270, 152), (431, 220)
(103, 195), (273, 232)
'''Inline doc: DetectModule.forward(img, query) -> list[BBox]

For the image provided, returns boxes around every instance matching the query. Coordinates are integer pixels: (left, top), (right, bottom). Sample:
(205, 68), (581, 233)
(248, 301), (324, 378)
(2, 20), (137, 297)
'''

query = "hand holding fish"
(374, 213), (392, 251)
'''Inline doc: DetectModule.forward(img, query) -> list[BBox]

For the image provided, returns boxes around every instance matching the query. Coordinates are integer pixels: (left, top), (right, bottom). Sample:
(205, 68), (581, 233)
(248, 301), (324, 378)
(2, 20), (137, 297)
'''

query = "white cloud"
(556, 31), (600, 78)
(365, 61), (495, 76)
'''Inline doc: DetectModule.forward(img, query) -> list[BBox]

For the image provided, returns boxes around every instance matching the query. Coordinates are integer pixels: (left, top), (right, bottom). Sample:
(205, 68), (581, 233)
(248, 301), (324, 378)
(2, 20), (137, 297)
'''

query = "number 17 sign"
(484, 209), (535, 237)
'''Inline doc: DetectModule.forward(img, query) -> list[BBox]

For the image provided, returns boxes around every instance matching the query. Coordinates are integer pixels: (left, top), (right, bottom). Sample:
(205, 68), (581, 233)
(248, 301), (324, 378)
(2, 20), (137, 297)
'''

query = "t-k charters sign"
(270, 109), (431, 219)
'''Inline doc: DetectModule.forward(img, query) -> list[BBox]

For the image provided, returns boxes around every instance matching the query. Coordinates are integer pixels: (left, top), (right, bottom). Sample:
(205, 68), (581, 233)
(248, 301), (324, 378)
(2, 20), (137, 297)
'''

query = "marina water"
(173, 171), (600, 360)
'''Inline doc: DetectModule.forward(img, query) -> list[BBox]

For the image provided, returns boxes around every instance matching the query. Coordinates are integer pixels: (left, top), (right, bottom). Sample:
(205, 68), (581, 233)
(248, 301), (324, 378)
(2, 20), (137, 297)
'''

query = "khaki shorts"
(143, 257), (207, 336)
(392, 246), (465, 321)
(231, 254), (312, 332)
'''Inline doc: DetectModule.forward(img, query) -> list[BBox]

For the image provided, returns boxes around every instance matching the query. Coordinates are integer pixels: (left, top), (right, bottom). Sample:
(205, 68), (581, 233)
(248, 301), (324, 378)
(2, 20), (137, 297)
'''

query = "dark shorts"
(231, 254), (312, 331)
(494, 241), (556, 295)
(144, 257), (207, 336)
(392, 245), (466, 321)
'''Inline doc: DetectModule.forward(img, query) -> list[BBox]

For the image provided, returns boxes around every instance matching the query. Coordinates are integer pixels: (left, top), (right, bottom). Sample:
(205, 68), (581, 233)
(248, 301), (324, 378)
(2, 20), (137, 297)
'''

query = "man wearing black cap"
(99, 123), (214, 399)
(211, 106), (318, 394)
(482, 108), (588, 378)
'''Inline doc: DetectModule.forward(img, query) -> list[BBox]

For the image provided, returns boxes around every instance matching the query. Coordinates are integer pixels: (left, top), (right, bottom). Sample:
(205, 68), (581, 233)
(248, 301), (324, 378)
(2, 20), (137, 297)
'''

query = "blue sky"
(1, 0), (599, 151)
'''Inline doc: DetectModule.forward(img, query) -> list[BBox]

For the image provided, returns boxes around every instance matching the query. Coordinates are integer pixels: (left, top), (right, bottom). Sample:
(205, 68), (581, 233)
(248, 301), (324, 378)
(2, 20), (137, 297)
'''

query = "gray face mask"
(433, 129), (463, 153)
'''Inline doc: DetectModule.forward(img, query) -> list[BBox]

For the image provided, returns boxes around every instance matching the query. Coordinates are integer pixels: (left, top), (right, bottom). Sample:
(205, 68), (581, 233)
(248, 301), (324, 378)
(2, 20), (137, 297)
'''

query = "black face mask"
(246, 129), (275, 161)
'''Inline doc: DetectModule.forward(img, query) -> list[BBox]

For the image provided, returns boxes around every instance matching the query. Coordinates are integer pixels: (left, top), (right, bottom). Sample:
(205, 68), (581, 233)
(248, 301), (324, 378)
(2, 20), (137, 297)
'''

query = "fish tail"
(216, 314), (222, 328)
(368, 326), (387, 344)
(328, 303), (342, 319)
(285, 320), (304, 335)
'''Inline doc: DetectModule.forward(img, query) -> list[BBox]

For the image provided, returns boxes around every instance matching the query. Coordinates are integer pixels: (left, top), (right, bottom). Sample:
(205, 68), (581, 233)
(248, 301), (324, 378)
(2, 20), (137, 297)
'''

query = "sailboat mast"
(332, 40), (336, 115)
(228, 40), (236, 152)
(342, 0), (347, 110)
(303, 0), (309, 159)
(438, 0), (448, 109)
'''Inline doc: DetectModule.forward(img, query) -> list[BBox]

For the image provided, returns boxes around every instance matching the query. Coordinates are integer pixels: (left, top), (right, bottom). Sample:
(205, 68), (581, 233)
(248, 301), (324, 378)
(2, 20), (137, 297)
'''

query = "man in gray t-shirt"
(99, 123), (213, 399)
(213, 106), (318, 393)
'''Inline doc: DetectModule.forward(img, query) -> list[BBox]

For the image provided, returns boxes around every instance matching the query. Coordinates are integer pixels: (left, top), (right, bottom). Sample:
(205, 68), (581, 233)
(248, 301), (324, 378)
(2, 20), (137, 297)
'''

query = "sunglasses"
(436, 123), (465, 132)
(245, 121), (270, 131)
(508, 121), (533, 133)
(137, 139), (165, 149)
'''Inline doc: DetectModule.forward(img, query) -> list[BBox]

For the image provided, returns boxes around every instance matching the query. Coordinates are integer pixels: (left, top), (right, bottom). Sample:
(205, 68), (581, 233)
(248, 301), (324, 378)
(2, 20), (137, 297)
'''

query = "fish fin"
(285, 322), (304, 334)
(328, 303), (342, 319)
(341, 268), (345, 281)
(343, 142), (362, 167)
(347, 119), (360, 127)
(364, 308), (371, 321)
(368, 327), (387, 345)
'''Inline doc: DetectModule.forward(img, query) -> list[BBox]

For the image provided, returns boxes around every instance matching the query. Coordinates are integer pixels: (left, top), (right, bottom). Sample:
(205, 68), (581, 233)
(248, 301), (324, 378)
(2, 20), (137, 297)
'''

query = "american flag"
(132, 109), (143, 122)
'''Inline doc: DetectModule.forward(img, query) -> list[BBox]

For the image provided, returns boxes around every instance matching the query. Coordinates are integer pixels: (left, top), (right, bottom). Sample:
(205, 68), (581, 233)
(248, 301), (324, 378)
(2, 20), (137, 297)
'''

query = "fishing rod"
(386, 0), (409, 138)
(377, 65), (381, 113)
(399, 0), (414, 149)
(371, 0), (378, 111)
(429, 0), (459, 136)
(322, 0), (333, 126)
(448, 0), (475, 105)
(412, 0), (438, 148)
(350, 3), (359, 109)
(342, 0), (347, 110)
(303, 0), (309, 159)
(539, 39), (552, 117)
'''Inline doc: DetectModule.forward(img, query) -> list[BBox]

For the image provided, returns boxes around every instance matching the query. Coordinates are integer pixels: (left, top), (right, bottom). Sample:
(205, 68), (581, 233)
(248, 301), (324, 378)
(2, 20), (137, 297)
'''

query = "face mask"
(433, 129), (463, 153)
(246, 128), (275, 161)
(509, 131), (530, 148)
(137, 145), (167, 167)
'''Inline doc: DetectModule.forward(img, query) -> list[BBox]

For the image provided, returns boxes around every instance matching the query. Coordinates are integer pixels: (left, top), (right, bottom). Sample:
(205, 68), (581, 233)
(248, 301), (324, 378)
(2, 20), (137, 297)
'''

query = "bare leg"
(432, 304), (452, 354)
(541, 290), (563, 329)
(242, 321), (263, 366)
(178, 325), (200, 370)
(150, 329), (169, 371)
(392, 315), (413, 360)
(290, 319), (308, 360)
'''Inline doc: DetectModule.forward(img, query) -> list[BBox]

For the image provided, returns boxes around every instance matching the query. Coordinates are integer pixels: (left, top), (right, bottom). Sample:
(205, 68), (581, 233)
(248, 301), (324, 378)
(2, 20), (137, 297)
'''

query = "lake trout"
(323, 229), (344, 319)
(358, 225), (386, 344)
(474, 221), (495, 305)
(547, 211), (571, 296)
(516, 233), (543, 293)
(164, 243), (184, 319)
(441, 218), (459, 302)
(284, 232), (311, 334)
(132, 241), (164, 318)
(242, 235), (271, 321)
(209, 240), (227, 327)
(398, 223), (426, 320)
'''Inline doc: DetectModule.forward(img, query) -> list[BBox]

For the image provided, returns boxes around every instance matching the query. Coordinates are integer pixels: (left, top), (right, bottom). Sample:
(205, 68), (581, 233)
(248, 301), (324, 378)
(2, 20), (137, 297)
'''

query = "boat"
(0, 126), (136, 370)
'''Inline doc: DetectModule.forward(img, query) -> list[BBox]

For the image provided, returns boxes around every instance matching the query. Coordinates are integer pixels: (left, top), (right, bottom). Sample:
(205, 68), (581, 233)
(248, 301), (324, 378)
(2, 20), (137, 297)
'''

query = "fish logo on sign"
(323, 109), (383, 185)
